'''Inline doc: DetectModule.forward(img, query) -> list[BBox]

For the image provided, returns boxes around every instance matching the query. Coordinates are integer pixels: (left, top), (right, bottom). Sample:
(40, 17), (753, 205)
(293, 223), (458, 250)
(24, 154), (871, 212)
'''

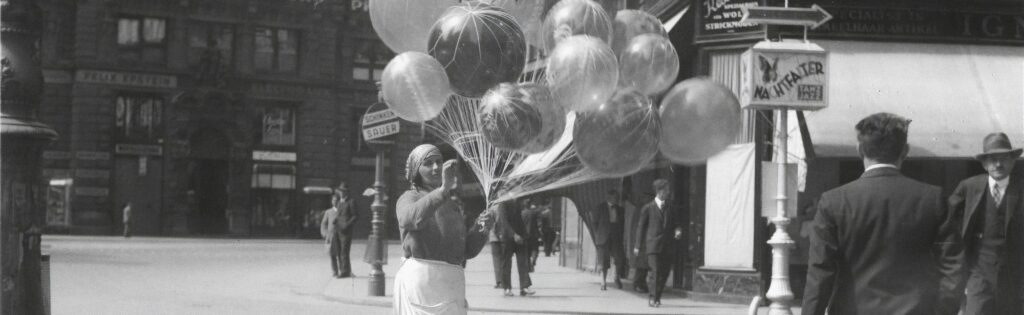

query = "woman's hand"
(476, 209), (495, 231)
(441, 159), (460, 193)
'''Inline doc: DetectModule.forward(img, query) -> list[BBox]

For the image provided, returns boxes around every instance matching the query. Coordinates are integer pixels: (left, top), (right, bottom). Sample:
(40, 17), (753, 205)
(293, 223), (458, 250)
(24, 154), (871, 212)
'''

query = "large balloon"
(540, 0), (613, 52)
(619, 34), (679, 96)
(518, 84), (566, 153)
(658, 78), (741, 164)
(574, 88), (661, 176)
(546, 35), (619, 112)
(380, 52), (452, 122)
(480, 0), (545, 49)
(429, 2), (527, 98)
(610, 9), (667, 57)
(478, 83), (544, 151)
(370, 0), (459, 53)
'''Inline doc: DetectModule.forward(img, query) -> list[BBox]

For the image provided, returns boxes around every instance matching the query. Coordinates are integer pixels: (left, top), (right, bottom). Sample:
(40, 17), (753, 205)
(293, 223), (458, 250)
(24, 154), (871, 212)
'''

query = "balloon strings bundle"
(425, 93), (609, 204)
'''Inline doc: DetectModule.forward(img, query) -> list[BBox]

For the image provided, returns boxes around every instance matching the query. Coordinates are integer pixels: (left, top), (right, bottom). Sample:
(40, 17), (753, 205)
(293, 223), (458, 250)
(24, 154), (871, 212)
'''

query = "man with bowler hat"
(320, 182), (358, 278)
(950, 132), (1024, 314)
(802, 113), (962, 315)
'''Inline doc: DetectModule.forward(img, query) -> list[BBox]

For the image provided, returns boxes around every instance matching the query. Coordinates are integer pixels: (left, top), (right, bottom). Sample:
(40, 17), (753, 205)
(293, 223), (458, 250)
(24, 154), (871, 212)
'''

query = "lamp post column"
(1, 0), (59, 314)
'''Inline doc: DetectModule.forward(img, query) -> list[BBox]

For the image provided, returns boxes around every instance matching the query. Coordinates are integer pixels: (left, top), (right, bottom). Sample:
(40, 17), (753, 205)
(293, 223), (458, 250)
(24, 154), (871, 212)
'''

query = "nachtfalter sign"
(740, 40), (829, 111)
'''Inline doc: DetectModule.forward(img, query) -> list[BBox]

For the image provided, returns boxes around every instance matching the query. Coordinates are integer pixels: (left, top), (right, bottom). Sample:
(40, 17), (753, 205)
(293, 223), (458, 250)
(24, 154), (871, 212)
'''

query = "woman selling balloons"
(372, 0), (743, 311)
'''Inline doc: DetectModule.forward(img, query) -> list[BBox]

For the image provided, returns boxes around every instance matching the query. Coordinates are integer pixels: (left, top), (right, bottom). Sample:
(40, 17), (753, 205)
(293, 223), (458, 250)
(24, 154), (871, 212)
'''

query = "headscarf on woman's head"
(405, 144), (442, 188)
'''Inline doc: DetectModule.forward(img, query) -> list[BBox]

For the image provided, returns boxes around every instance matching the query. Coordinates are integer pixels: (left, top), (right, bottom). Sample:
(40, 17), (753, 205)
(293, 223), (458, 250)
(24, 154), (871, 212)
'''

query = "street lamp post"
(361, 83), (396, 297)
(1, 0), (59, 314)
(367, 149), (387, 296)
(764, 110), (795, 315)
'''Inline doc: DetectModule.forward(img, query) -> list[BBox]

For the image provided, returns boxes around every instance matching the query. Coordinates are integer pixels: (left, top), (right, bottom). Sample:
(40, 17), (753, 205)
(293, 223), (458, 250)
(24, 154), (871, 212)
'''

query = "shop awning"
(803, 40), (1023, 158)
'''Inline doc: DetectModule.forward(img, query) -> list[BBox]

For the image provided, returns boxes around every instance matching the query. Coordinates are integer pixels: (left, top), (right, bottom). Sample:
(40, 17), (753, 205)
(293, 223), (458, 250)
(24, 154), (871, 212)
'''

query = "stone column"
(1, 0), (59, 314)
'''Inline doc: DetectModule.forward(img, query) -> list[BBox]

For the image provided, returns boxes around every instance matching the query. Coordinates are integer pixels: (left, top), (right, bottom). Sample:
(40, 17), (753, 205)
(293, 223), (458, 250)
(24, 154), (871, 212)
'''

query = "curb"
(324, 277), (702, 315)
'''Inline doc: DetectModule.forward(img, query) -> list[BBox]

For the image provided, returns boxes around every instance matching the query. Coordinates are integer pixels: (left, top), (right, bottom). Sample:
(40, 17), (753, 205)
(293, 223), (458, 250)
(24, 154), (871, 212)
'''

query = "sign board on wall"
(740, 40), (829, 110)
(696, 0), (764, 43)
(75, 70), (177, 88)
(781, 1), (1024, 45)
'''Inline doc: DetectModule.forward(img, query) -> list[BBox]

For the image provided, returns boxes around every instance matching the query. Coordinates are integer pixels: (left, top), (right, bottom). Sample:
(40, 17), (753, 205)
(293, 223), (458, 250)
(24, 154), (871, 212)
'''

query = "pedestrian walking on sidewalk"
(320, 182), (357, 278)
(122, 202), (132, 238)
(489, 212), (505, 289)
(520, 198), (542, 271)
(539, 199), (556, 257)
(949, 132), (1024, 315)
(393, 144), (495, 315)
(802, 113), (962, 315)
(495, 199), (537, 297)
(633, 179), (682, 307)
(594, 190), (627, 290)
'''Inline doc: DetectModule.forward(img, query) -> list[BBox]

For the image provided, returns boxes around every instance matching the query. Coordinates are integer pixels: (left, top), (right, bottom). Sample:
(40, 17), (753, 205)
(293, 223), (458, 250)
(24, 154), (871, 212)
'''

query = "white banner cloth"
(703, 143), (756, 269)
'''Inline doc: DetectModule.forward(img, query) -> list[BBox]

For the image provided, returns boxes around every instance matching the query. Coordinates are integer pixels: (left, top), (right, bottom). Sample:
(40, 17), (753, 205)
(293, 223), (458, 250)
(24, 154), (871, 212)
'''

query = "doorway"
(190, 159), (229, 234)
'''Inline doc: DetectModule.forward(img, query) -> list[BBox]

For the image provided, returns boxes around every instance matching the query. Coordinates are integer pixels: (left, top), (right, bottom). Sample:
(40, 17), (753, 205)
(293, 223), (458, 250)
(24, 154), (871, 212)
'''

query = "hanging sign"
(740, 40), (829, 110)
(361, 102), (399, 151)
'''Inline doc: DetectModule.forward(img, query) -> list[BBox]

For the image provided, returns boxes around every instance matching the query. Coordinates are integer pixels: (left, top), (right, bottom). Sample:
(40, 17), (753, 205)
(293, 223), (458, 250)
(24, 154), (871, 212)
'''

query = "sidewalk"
(324, 243), (800, 314)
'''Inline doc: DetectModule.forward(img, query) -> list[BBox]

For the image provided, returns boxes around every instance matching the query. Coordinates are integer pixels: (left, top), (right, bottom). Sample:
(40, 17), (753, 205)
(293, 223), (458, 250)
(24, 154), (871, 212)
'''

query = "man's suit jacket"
(803, 167), (963, 315)
(593, 202), (624, 246)
(320, 198), (358, 243)
(949, 172), (1024, 314)
(495, 201), (527, 243)
(633, 199), (680, 256)
(521, 206), (541, 240)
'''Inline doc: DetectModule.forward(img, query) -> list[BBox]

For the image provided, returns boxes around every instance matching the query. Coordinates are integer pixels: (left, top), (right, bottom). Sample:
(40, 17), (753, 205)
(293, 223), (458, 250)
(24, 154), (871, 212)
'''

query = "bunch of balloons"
(372, 0), (742, 191)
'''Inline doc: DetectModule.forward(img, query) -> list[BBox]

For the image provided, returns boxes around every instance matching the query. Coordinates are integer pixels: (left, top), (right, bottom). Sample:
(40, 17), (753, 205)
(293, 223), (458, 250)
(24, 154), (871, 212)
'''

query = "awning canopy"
(803, 40), (1023, 158)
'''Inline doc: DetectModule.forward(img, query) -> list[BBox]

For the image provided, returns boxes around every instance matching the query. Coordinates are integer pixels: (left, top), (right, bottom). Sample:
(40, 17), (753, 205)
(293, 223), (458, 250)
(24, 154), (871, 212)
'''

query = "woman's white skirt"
(393, 258), (467, 315)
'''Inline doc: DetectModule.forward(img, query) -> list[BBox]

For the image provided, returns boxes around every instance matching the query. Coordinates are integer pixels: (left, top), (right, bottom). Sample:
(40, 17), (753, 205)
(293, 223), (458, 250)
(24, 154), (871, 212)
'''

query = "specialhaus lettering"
(783, 2), (1024, 45)
(754, 61), (825, 100)
(76, 70), (177, 88)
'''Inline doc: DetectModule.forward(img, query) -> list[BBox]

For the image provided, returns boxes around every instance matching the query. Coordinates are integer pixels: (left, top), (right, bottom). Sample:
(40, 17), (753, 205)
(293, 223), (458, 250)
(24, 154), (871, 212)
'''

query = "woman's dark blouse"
(396, 187), (489, 266)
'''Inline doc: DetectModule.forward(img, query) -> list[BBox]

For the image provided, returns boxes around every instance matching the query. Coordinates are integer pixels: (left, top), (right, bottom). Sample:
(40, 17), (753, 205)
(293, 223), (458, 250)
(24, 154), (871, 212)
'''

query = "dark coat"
(949, 172), (1024, 314)
(494, 201), (526, 243)
(336, 198), (357, 235)
(803, 167), (963, 315)
(633, 199), (680, 256)
(593, 202), (624, 246)
(520, 206), (541, 240)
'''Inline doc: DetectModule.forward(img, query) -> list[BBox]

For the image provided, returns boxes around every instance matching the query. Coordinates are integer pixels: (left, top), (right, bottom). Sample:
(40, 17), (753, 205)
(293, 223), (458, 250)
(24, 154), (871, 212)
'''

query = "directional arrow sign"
(740, 4), (833, 29)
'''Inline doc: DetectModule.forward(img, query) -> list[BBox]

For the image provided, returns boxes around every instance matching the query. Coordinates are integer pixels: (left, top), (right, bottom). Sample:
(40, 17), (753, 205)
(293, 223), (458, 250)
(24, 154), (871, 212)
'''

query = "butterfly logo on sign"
(759, 55), (778, 83)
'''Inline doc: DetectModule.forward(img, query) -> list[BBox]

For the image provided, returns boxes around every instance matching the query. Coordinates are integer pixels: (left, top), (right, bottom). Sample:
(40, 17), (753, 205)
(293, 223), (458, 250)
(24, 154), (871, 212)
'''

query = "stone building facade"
(36, 0), (421, 237)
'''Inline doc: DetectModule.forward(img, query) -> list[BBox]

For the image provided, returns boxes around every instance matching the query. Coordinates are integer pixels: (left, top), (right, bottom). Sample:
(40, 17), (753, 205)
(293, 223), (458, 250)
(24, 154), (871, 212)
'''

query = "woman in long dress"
(393, 144), (493, 315)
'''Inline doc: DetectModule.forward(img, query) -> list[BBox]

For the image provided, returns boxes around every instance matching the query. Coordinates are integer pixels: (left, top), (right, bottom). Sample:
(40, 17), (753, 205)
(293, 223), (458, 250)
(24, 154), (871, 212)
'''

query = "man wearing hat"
(950, 132), (1024, 314)
(320, 182), (358, 278)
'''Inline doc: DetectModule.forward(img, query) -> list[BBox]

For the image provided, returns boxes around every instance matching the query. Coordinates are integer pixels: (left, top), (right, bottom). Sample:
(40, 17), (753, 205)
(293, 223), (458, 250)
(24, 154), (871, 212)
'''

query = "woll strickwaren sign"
(740, 40), (829, 110)
(361, 102), (399, 151)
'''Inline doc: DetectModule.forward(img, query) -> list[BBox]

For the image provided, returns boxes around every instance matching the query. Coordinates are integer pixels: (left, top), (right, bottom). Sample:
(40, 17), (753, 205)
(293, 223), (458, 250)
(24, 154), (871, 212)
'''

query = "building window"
(251, 164), (295, 189)
(352, 39), (392, 81)
(117, 16), (167, 64)
(188, 22), (234, 68)
(254, 27), (298, 73)
(115, 94), (163, 143)
(261, 107), (295, 146)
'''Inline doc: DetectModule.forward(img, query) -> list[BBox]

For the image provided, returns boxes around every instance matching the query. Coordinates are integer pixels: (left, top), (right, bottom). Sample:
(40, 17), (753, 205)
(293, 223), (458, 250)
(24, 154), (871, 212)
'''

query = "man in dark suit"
(594, 189), (627, 290)
(495, 199), (536, 296)
(520, 198), (542, 272)
(803, 113), (962, 315)
(319, 182), (358, 278)
(539, 199), (556, 257)
(633, 179), (682, 307)
(949, 132), (1024, 315)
